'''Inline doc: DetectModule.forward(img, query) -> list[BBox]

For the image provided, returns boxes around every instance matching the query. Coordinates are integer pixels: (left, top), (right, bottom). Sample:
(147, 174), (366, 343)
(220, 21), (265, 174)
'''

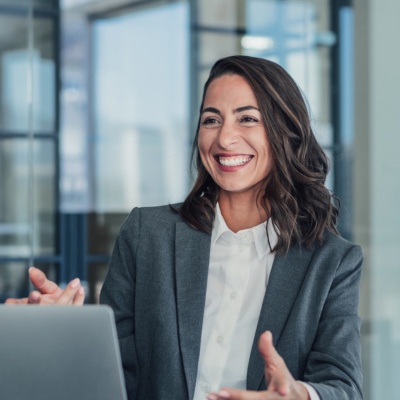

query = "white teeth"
(219, 156), (252, 166)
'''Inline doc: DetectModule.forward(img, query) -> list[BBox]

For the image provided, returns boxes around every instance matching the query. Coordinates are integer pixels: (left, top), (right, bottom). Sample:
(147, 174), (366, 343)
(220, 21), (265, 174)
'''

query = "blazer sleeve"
(100, 208), (140, 400)
(305, 244), (364, 400)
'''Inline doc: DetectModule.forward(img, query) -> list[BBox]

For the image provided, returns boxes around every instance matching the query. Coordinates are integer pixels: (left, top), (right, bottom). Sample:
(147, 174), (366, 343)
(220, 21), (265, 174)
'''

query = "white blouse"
(193, 204), (319, 400)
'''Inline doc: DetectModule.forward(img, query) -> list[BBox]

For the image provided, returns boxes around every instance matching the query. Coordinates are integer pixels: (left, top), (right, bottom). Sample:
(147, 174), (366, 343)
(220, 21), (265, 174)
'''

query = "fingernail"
(29, 292), (40, 302)
(71, 278), (80, 288)
(217, 390), (231, 398)
(78, 287), (85, 295)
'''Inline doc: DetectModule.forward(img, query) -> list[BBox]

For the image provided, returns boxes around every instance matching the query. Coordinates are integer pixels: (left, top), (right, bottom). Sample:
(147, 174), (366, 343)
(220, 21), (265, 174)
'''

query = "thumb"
(259, 331), (290, 396)
(29, 267), (62, 295)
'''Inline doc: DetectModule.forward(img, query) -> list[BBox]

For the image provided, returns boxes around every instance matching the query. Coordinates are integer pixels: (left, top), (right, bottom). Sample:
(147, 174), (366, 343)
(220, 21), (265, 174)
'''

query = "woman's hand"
(5, 267), (85, 306)
(207, 331), (310, 400)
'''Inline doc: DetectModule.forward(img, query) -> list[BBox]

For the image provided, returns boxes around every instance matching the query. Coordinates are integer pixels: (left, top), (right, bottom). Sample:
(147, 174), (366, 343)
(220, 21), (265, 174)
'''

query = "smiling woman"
(7, 55), (363, 400)
(181, 56), (338, 255)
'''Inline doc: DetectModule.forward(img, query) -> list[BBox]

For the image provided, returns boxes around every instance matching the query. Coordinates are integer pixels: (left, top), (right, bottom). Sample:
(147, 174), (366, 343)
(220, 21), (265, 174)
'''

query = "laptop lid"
(0, 305), (128, 400)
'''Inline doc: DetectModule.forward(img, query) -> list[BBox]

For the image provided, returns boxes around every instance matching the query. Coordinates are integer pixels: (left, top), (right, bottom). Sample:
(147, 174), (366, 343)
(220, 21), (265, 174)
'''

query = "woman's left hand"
(207, 331), (310, 400)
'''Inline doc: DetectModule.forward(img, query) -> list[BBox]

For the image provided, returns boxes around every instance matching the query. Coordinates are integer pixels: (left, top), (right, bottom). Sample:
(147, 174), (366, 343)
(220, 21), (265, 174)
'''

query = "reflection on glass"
(199, 32), (242, 67)
(92, 2), (189, 211)
(197, 0), (246, 29)
(0, 14), (55, 132)
(0, 139), (56, 256)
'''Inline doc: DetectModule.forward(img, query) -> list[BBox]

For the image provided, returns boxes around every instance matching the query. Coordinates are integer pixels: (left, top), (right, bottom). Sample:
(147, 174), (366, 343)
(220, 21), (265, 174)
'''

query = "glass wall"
(90, 1), (189, 249)
(0, 0), (59, 301)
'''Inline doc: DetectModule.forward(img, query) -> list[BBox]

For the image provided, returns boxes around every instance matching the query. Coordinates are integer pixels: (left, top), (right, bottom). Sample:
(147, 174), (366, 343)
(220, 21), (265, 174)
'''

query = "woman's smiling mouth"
(217, 155), (253, 167)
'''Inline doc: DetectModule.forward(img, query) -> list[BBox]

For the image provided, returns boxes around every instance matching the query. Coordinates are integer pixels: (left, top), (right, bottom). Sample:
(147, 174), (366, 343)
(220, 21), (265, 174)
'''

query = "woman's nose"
(217, 121), (239, 148)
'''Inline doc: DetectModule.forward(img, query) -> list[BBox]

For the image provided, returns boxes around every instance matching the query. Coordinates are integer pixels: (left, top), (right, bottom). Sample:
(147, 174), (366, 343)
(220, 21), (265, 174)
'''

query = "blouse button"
(204, 384), (211, 393)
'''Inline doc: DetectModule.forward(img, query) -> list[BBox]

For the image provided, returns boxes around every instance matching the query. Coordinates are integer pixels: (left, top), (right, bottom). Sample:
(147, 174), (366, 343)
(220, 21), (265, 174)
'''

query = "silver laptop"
(0, 305), (128, 400)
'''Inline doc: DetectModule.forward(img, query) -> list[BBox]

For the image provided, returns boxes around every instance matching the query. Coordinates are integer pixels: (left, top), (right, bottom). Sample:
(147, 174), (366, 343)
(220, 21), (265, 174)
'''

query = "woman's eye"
(202, 117), (219, 126)
(240, 116), (258, 124)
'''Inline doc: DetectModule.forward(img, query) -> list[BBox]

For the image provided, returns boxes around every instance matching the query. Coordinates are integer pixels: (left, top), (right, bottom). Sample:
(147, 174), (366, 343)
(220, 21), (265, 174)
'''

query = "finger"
(258, 331), (284, 372)
(29, 267), (62, 296)
(56, 278), (82, 305)
(72, 286), (85, 306)
(28, 290), (42, 304)
(259, 332), (290, 396)
(5, 297), (29, 305)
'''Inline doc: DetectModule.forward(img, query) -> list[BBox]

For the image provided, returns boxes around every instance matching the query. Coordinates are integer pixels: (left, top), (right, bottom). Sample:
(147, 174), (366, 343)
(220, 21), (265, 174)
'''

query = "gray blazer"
(100, 205), (363, 400)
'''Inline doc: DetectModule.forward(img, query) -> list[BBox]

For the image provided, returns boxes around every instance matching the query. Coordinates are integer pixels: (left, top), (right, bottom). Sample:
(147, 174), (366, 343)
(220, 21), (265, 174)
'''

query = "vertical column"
(354, 0), (400, 399)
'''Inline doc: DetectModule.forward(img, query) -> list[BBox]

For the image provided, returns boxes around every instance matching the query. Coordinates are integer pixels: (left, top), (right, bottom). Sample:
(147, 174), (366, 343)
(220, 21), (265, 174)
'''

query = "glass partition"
(0, 0), (59, 299)
(0, 13), (56, 133)
(88, 1), (189, 252)
(0, 138), (56, 256)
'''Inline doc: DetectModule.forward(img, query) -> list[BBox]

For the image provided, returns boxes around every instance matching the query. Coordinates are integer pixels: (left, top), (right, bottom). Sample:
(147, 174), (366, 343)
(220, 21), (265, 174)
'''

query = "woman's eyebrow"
(234, 105), (259, 113)
(201, 105), (259, 115)
(201, 107), (221, 115)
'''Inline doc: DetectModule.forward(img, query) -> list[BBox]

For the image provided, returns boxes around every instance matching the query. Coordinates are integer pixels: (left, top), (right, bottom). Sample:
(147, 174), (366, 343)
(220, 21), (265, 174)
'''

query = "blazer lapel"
(175, 222), (211, 400)
(246, 243), (315, 390)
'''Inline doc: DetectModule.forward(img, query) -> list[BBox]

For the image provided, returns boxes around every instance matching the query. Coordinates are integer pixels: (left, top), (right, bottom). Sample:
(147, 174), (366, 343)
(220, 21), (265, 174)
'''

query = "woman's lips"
(216, 155), (253, 166)
(214, 155), (254, 171)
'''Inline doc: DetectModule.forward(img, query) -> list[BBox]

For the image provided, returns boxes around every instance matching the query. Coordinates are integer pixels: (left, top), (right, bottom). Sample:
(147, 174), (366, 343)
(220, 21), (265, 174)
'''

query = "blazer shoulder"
(137, 203), (184, 224)
(119, 203), (186, 234)
(314, 230), (363, 266)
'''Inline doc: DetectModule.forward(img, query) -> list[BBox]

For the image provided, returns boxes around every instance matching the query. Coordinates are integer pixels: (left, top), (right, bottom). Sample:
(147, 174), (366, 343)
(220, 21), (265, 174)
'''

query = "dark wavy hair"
(179, 55), (339, 254)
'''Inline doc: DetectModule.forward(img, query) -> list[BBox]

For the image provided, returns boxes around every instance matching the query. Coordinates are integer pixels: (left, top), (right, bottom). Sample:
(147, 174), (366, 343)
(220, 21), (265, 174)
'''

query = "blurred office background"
(0, 0), (398, 398)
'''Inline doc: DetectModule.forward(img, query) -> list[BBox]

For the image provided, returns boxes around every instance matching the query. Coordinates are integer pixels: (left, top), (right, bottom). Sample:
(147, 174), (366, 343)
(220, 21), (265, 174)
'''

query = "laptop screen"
(0, 305), (127, 400)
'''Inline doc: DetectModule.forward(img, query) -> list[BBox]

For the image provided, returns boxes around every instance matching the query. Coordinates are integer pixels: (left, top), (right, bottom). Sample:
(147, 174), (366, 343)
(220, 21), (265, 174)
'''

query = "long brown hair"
(179, 55), (339, 254)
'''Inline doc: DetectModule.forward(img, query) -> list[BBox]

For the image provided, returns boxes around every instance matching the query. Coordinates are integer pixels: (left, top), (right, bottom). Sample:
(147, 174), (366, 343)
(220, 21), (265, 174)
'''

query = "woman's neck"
(218, 192), (268, 233)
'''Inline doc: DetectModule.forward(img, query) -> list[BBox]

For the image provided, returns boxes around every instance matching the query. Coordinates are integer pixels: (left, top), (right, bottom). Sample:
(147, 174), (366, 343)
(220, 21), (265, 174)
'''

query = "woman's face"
(198, 74), (273, 201)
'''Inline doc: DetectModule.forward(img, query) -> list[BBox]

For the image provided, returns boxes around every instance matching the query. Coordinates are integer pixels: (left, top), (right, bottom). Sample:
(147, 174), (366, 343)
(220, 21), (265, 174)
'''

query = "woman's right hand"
(5, 267), (85, 306)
